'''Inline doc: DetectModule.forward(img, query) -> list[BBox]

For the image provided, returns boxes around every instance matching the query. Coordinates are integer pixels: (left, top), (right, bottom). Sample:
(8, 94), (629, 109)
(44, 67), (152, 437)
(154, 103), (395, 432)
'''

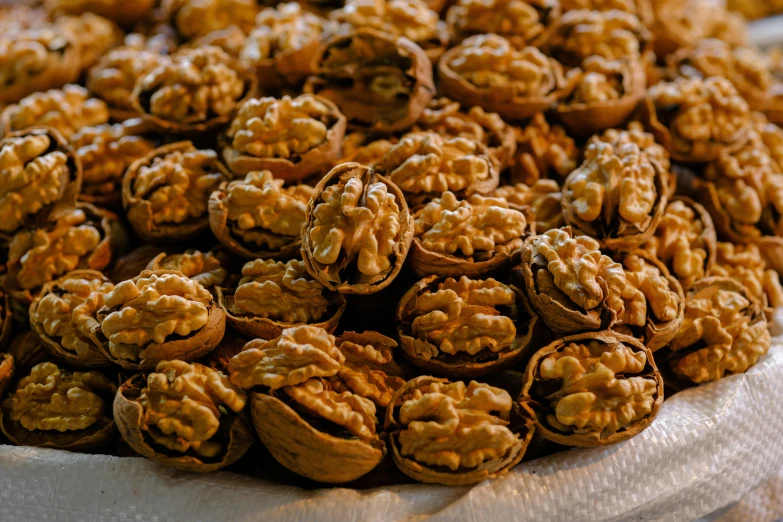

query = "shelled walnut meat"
(302, 162), (413, 294)
(114, 360), (253, 472)
(44, 0), (156, 25)
(92, 270), (226, 370)
(494, 180), (563, 233)
(520, 330), (663, 446)
(53, 12), (122, 71)
(163, 0), (258, 40)
(209, 170), (312, 259)
(228, 326), (393, 483)
(217, 258), (347, 339)
(512, 113), (579, 185)
(222, 94), (346, 180)
(146, 250), (227, 289)
(712, 242), (783, 313)
(0, 361), (117, 450)
(410, 192), (531, 277)
(385, 376), (535, 485)
(396, 275), (541, 377)
(305, 27), (435, 133)
(445, 0), (558, 48)
(0, 354), (12, 398)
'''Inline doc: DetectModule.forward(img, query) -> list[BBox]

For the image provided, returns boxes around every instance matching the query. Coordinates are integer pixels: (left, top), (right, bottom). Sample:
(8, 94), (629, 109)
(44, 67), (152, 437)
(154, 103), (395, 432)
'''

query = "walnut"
(439, 35), (564, 121)
(644, 76), (752, 162)
(43, 0), (156, 24)
(517, 227), (627, 333)
(375, 131), (498, 205)
(0, 128), (81, 237)
(612, 251), (684, 351)
(287, 378), (377, 439)
(560, 0), (651, 23)
(29, 270), (115, 367)
(668, 278), (771, 384)
(95, 270), (226, 370)
(650, 0), (746, 58)
(302, 163), (413, 294)
(123, 142), (230, 243)
(512, 113), (579, 184)
(70, 121), (156, 206)
(0, 361), (117, 451)
(53, 12), (122, 71)
(409, 192), (530, 278)
(209, 171), (312, 259)
(494, 180), (564, 233)
(339, 132), (397, 165)
(146, 250), (226, 289)
(446, 0), (558, 48)
(218, 258), (346, 339)
(222, 94), (346, 181)
(132, 46), (253, 132)
(2, 84), (109, 140)
(712, 242), (783, 312)
(520, 331), (662, 446)
(0, 354), (12, 399)
(642, 198), (716, 291)
(87, 47), (166, 115)
(166, 0), (257, 39)
(385, 376), (534, 485)
(114, 361), (253, 472)
(241, 3), (324, 88)
(562, 141), (668, 250)
(331, 331), (404, 408)
(305, 27), (435, 133)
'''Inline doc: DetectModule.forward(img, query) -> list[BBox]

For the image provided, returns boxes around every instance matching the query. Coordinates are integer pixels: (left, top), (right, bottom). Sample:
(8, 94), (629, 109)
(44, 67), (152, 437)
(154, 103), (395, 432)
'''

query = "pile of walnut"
(0, 0), (779, 487)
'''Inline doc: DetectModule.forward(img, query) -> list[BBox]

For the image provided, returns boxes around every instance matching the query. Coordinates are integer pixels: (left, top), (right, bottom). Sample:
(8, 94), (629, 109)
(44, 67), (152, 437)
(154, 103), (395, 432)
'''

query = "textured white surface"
(1, 343), (783, 522)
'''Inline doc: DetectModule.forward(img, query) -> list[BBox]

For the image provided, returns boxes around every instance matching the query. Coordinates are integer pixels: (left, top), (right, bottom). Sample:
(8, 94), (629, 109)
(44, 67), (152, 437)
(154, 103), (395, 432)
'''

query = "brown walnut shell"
(304, 27), (435, 133)
(520, 330), (663, 447)
(384, 375), (535, 485)
(122, 141), (232, 244)
(5, 332), (48, 376)
(0, 289), (13, 352)
(251, 34), (321, 91)
(301, 162), (414, 294)
(0, 353), (13, 399)
(114, 372), (254, 472)
(396, 276), (544, 378)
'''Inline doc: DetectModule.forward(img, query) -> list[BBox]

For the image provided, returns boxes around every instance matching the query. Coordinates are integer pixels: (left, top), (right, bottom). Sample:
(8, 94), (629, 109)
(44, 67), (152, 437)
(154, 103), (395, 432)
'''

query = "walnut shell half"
(384, 375), (535, 485)
(301, 162), (414, 294)
(520, 330), (663, 447)
(396, 275), (544, 378)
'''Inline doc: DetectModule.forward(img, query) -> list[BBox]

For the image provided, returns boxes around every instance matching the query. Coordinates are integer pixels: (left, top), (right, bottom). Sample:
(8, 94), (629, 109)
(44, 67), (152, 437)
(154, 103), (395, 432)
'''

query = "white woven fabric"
(1, 342), (783, 522)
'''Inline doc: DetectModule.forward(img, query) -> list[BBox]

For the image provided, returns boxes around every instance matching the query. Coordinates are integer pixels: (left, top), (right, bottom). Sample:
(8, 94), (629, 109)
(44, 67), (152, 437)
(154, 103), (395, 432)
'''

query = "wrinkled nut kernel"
(376, 132), (494, 196)
(0, 133), (70, 234)
(669, 279), (770, 383)
(153, 251), (226, 288)
(446, 0), (556, 47)
(87, 47), (166, 112)
(0, 28), (74, 99)
(228, 325), (344, 389)
(646, 77), (751, 160)
(590, 122), (671, 173)
(4, 84), (109, 139)
(414, 192), (528, 258)
(757, 117), (783, 168)
(561, 0), (647, 16)
(712, 242), (783, 308)
(133, 149), (225, 225)
(53, 12), (121, 71)
(514, 113), (579, 183)
(228, 95), (333, 159)
(339, 134), (396, 166)
(332, 0), (439, 44)
(32, 275), (114, 358)
(409, 276), (516, 357)
(10, 362), (111, 431)
(138, 360), (246, 457)
(70, 123), (155, 194)
(559, 57), (626, 105)
(171, 0), (257, 39)
(538, 339), (658, 435)
(241, 3), (323, 67)
(182, 26), (248, 57)
(332, 333), (404, 408)
(615, 254), (680, 328)
(222, 171), (312, 251)
(548, 9), (648, 65)
(285, 378), (377, 439)
(101, 273), (212, 362)
(642, 200), (712, 290)
(8, 208), (103, 291)
(135, 46), (246, 125)
(530, 228), (626, 313)
(398, 380), (517, 470)
(234, 258), (331, 323)
(494, 180), (564, 232)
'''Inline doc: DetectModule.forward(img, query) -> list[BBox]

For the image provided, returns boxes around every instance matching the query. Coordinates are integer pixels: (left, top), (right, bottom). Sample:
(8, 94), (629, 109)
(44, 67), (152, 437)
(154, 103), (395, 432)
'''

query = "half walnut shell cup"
(122, 141), (232, 244)
(215, 285), (347, 340)
(28, 269), (113, 368)
(384, 375), (535, 486)
(0, 369), (118, 452)
(114, 372), (255, 472)
(396, 276), (545, 378)
(219, 96), (347, 181)
(519, 330), (663, 447)
(301, 162), (415, 295)
(249, 386), (387, 483)
(90, 270), (227, 371)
